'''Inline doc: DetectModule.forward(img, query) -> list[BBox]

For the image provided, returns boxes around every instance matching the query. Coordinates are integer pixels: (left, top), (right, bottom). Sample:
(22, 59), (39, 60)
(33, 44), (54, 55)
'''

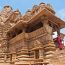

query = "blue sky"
(0, 0), (65, 16)
(0, 0), (65, 19)
(0, 0), (65, 37)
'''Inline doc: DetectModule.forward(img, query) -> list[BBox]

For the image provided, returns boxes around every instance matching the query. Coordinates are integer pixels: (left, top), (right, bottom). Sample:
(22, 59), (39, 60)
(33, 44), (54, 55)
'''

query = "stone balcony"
(9, 27), (46, 44)
(9, 33), (24, 44)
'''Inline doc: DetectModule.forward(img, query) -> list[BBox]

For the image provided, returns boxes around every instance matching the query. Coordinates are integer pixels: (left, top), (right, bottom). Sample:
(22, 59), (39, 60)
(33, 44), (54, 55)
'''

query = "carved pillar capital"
(41, 16), (48, 24)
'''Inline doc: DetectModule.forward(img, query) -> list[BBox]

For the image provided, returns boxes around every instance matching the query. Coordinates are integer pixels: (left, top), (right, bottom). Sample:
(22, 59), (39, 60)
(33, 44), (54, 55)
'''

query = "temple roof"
(7, 8), (65, 33)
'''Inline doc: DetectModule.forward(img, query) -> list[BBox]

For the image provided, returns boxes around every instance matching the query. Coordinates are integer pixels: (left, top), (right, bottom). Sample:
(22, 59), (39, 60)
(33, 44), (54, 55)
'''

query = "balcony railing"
(9, 27), (46, 44)
(27, 27), (46, 40)
(9, 33), (24, 44)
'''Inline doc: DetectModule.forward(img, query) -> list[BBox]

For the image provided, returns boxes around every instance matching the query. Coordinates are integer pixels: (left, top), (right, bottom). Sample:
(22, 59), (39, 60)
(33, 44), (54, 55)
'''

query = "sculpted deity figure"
(22, 10), (31, 21)
(31, 5), (39, 15)
(39, 3), (46, 11)
(0, 6), (12, 22)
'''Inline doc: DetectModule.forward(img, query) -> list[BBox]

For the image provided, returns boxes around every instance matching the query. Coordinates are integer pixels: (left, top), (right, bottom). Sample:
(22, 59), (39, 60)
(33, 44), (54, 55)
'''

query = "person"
(56, 35), (63, 50)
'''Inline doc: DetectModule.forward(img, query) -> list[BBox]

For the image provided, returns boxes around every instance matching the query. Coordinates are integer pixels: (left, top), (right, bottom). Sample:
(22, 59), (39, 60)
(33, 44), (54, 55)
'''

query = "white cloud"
(56, 8), (65, 21)
(53, 32), (57, 38)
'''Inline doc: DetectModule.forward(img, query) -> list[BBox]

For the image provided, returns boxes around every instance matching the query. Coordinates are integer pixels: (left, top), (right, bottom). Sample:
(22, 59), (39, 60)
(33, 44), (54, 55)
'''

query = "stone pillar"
(4, 54), (7, 62)
(34, 51), (36, 59)
(22, 28), (27, 49)
(10, 54), (12, 62)
(41, 18), (56, 62)
(39, 49), (43, 59)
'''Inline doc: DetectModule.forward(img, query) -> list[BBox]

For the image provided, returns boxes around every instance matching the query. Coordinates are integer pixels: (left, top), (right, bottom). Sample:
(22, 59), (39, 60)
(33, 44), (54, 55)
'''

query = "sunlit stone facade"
(0, 3), (65, 65)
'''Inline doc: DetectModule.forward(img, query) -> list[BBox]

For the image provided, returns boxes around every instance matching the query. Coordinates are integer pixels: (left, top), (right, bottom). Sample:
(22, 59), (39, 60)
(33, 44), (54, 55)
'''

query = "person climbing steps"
(56, 35), (63, 50)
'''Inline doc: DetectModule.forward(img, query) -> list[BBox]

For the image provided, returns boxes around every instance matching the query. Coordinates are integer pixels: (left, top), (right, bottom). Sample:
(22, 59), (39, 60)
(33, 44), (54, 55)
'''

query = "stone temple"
(0, 2), (65, 65)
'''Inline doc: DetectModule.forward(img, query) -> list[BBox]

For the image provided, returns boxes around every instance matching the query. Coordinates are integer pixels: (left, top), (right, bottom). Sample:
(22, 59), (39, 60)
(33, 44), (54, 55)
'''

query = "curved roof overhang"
(26, 8), (65, 29)
(7, 8), (65, 34)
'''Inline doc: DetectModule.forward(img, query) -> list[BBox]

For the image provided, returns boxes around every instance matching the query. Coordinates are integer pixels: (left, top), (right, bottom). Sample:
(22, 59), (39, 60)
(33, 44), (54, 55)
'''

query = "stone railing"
(9, 27), (46, 44)
(9, 33), (24, 44)
(27, 27), (46, 40)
